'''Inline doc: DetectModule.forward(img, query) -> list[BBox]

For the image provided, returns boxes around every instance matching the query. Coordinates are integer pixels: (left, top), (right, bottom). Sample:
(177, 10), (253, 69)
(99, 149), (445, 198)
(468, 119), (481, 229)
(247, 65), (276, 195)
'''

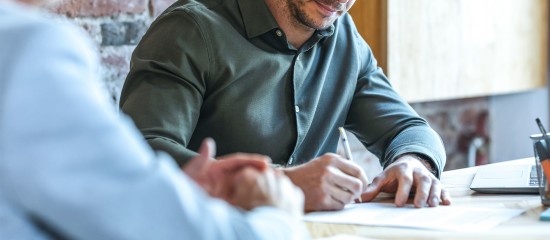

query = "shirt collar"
(237, 0), (280, 38)
(237, 0), (335, 39)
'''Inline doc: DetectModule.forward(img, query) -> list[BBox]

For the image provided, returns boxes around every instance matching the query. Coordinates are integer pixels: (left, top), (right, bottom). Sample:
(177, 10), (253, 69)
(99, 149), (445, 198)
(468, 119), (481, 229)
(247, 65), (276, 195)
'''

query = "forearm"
(347, 53), (446, 177)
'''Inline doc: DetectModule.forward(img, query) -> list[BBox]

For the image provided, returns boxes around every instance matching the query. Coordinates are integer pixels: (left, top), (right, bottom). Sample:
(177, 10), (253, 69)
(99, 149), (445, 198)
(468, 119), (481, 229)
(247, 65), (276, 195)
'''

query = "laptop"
(469, 164), (539, 194)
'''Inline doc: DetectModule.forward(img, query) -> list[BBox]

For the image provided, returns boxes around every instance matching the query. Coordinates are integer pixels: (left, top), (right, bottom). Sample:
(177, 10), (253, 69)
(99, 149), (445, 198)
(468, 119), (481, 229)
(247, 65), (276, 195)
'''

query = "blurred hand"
(283, 153), (368, 212)
(183, 138), (270, 199)
(360, 154), (452, 208)
(228, 168), (304, 218)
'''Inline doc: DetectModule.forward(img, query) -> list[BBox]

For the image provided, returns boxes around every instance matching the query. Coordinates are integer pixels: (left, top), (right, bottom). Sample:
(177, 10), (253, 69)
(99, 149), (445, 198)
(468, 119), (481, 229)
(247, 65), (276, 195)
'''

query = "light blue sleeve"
(0, 13), (308, 240)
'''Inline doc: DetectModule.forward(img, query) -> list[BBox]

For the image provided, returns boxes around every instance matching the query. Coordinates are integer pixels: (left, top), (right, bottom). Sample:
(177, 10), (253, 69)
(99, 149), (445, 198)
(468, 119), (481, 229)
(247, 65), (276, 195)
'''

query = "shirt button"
(288, 157), (294, 165)
(295, 105), (300, 113)
(275, 30), (283, 37)
(296, 55), (300, 61)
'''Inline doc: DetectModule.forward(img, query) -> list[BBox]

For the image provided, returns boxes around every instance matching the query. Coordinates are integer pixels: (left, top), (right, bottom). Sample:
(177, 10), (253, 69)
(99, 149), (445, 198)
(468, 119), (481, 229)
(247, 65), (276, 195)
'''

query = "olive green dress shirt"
(119, 0), (446, 176)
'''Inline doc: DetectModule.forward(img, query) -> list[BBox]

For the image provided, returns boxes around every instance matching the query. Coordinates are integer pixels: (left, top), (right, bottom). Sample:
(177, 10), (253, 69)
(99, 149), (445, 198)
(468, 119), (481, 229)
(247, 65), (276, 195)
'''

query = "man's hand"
(183, 138), (270, 199)
(283, 153), (368, 212)
(360, 154), (452, 208)
(183, 138), (304, 217)
(228, 168), (304, 218)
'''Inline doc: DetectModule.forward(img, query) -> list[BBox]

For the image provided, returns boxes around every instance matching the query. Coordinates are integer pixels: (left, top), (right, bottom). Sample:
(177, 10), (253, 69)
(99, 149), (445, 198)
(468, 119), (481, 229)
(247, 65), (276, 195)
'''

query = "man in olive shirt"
(120, 0), (452, 211)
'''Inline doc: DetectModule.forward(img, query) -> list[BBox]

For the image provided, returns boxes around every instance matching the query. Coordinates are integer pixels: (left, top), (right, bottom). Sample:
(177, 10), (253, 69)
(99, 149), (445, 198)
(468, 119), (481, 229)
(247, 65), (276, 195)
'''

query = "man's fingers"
(199, 137), (216, 158)
(413, 173), (433, 208)
(326, 182), (355, 206)
(317, 185), (347, 210)
(427, 180), (442, 207)
(440, 187), (452, 205)
(360, 175), (384, 202)
(394, 174), (413, 207)
(216, 154), (270, 172)
(327, 166), (363, 197)
(357, 158), (451, 208)
(227, 168), (263, 210)
(227, 168), (305, 217)
(217, 153), (271, 163)
(331, 157), (369, 190)
(183, 138), (216, 175)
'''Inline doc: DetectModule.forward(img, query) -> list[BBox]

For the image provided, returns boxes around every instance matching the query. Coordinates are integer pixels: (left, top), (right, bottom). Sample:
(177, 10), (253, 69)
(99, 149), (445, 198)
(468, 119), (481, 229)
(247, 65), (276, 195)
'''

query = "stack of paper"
(304, 203), (524, 232)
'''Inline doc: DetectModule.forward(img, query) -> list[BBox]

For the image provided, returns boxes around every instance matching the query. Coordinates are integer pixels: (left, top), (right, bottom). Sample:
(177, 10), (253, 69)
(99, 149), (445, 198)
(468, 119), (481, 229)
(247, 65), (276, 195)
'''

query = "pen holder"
(530, 134), (550, 206)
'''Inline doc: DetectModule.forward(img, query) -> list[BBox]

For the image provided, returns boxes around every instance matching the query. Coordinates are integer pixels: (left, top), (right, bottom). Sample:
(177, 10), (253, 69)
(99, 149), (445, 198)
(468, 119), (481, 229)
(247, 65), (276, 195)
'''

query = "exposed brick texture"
(100, 20), (148, 46)
(47, 0), (153, 105)
(99, 46), (135, 103)
(411, 97), (490, 170)
(51, 0), (148, 17)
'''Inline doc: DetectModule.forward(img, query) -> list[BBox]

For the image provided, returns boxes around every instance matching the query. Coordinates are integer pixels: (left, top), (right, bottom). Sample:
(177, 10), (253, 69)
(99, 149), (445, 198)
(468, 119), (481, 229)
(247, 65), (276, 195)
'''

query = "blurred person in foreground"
(0, 0), (307, 239)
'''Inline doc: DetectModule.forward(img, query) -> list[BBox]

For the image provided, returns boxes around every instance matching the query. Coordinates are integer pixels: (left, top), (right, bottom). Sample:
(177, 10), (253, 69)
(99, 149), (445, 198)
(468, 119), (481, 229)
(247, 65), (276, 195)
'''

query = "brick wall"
(47, 0), (176, 103)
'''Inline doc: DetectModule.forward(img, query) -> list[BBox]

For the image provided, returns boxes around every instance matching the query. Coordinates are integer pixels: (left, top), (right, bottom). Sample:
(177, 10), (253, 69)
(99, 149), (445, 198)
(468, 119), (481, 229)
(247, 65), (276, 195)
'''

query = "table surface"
(305, 158), (550, 240)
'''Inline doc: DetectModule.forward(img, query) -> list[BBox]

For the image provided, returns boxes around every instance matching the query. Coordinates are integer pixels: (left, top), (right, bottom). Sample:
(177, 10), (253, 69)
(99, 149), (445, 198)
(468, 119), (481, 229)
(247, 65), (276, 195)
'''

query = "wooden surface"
(348, 0), (387, 72)
(349, 0), (548, 103)
(306, 158), (550, 239)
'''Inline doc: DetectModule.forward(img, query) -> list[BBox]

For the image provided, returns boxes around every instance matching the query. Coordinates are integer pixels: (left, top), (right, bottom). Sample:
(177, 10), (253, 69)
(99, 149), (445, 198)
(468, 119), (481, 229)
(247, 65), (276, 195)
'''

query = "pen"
(338, 127), (362, 202)
(536, 118), (548, 138)
(338, 127), (354, 162)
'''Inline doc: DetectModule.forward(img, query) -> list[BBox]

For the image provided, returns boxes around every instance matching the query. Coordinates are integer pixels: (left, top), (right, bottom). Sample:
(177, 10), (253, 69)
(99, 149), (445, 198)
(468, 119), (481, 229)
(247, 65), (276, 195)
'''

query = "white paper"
(303, 203), (524, 232)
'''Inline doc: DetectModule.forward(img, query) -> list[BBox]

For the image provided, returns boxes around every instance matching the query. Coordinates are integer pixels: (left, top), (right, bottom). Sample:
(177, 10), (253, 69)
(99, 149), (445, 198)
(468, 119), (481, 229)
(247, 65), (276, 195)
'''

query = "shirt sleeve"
(345, 34), (446, 177)
(119, 9), (207, 166)
(0, 18), (308, 239)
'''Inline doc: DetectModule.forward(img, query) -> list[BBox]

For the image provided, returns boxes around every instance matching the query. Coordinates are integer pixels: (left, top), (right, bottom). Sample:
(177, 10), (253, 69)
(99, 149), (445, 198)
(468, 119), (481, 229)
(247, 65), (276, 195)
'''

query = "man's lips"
(314, 1), (339, 13)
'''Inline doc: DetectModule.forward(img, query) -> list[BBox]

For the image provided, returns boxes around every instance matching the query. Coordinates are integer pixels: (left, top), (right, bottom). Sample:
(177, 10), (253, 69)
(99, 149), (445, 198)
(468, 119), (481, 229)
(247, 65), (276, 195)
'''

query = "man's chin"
(313, 21), (336, 31)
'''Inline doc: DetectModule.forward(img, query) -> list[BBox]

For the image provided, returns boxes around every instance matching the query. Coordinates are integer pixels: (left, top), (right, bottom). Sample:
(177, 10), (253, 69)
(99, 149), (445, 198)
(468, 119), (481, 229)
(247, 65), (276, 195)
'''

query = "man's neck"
(264, 0), (314, 49)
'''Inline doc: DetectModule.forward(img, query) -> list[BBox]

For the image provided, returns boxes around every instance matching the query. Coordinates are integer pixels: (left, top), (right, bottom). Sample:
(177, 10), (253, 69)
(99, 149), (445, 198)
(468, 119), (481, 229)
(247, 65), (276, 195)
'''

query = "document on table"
(303, 203), (524, 232)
